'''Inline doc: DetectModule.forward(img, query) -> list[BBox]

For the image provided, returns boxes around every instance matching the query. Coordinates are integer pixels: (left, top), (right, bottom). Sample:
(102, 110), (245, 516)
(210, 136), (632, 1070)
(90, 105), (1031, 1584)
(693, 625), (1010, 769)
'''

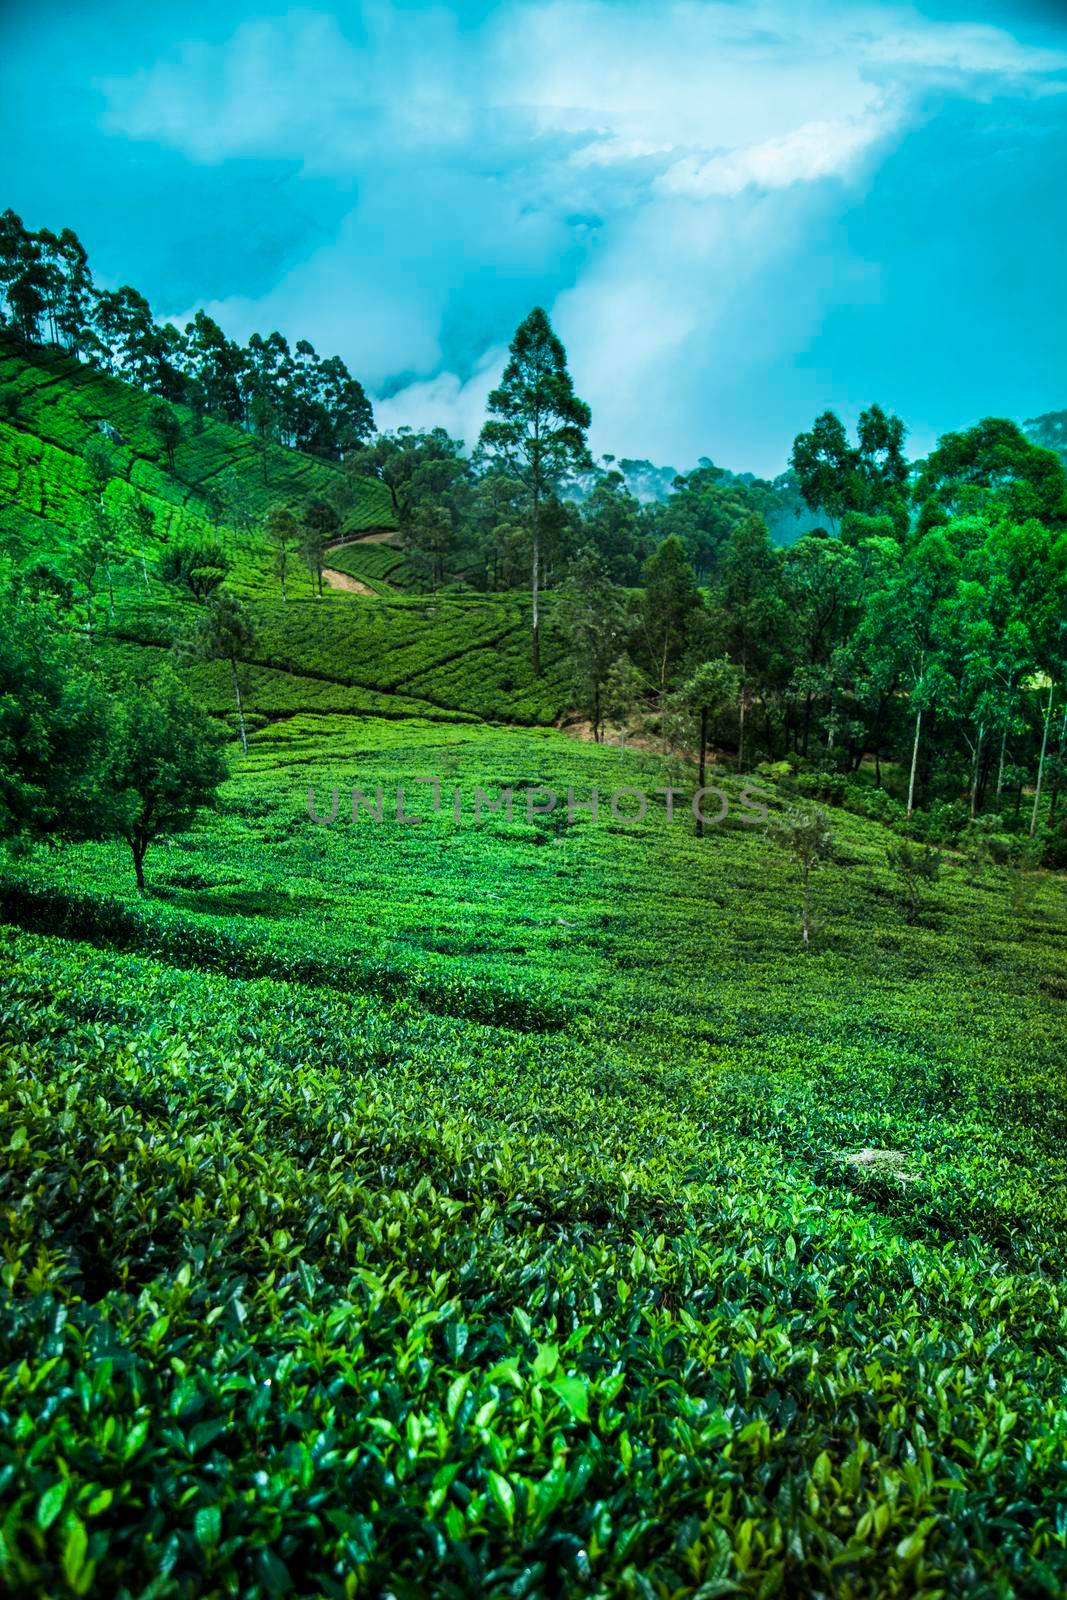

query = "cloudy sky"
(2, 0), (1066, 474)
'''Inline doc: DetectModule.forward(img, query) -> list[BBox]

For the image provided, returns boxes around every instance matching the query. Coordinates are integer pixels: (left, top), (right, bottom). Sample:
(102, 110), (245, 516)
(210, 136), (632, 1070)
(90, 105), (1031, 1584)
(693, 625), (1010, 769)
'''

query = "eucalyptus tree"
(557, 547), (628, 742)
(671, 658), (741, 834)
(479, 308), (592, 674)
(189, 591), (256, 755)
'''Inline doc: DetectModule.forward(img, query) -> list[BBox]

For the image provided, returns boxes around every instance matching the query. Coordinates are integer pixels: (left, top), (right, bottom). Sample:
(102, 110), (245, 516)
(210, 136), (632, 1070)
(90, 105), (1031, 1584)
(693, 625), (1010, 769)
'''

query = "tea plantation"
(0, 333), (397, 596)
(1, 710), (1066, 1597)
(1, 341), (1066, 1598)
(325, 541), (417, 594)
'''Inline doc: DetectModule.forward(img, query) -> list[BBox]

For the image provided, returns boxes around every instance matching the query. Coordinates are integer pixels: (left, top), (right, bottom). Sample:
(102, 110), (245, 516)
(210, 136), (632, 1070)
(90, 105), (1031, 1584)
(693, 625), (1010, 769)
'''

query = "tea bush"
(1, 714), (1065, 1595)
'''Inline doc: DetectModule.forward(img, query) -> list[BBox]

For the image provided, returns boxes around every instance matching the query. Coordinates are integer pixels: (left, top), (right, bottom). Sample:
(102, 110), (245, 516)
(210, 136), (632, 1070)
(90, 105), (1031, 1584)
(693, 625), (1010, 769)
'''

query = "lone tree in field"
(300, 498), (338, 598)
(265, 504), (299, 600)
(160, 542), (229, 603)
(110, 670), (227, 892)
(672, 657), (741, 835)
(771, 804), (833, 947)
(148, 399), (182, 471)
(189, 591), (256, 755)
(479, 308), (591, 675)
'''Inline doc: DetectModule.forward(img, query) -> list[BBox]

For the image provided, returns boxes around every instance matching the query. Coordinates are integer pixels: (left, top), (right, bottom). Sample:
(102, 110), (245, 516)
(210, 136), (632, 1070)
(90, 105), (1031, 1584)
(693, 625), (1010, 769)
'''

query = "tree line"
(0, 210), (374, 460)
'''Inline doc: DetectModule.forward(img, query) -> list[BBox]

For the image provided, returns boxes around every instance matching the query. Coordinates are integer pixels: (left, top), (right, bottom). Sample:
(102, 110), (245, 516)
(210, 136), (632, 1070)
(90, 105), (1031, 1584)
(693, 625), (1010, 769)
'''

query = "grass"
(1, 712), (1065, 1596)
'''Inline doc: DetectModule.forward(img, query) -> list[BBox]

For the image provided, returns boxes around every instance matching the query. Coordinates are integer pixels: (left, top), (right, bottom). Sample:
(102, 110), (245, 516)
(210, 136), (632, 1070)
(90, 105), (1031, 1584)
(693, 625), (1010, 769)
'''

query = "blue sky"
(2, 0), (1066, 475)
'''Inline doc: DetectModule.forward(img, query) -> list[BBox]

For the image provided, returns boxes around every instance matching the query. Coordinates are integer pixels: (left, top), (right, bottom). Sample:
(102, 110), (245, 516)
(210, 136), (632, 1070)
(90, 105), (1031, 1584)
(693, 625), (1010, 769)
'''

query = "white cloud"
(657, 107), (902, 198)
(373, 353), (506, 450)
(100, 1), (1067, 471)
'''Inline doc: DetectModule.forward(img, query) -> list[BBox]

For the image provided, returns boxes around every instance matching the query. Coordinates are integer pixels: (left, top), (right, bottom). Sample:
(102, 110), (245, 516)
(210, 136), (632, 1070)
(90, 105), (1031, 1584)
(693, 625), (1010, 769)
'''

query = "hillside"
(2, 313), (1067, 1600)
(1, 711), (1065, 1595)
(0, 332), (397, 595)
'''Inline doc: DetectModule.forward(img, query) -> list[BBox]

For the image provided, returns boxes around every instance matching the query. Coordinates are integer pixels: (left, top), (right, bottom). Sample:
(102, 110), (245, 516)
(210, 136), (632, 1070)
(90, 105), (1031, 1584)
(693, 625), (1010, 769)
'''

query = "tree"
(189, 591), (256, 755)
(109, 670), (227, 890)
(148, 399), (182, 471)
(160, 542), (229, 603)
(578, 472), (647, 584)
(300, 498), (339, 598)
(791, 405), (909, 532)
(888, 842), (941, 924)
(265, 505), (300, 601)
(479, 308), (592, 674)
(671, 658), (742, 834)
(782, 535), (862, 756)
(914, 418), (1067, 532)
(0, 587), (116, 843)
(715, 514), (788, 769)
(557, 548), (628, 741)
(790, 412), (858, 534)
(638, 535), (702, 688)
(603, 656), (649, 753)
(771, 805), (833, 947)
(408, 503), (457, 594)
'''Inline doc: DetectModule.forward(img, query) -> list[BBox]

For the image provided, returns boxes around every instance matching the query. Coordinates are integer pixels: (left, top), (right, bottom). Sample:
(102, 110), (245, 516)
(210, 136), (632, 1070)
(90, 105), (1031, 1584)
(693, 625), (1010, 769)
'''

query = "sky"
(2, 0), (1066, 476)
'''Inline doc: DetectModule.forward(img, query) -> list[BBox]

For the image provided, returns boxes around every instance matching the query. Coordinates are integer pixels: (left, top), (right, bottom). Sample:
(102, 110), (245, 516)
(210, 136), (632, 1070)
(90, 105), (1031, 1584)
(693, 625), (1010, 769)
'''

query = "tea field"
(325, 541), (417, 594)
(1, 712), (1066, 1597)
(0, 333), (397, 597)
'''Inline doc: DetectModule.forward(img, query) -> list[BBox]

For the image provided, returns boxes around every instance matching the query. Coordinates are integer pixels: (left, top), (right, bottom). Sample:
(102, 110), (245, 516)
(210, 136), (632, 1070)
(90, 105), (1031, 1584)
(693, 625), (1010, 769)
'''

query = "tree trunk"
(996, 724), (1008, 804)
(969, 724), (983, 819)
(594, 682), (601, 744)
(1047, 702), (1067, 826)
(132, 843), (146, 893)
(737, 684), (746, 773)
(1030, 681), (1055, 838)
(802, 864), (811, 947)
(907, 706), (922, 818)
(530, 488), (541, 677)
(230, 656), (248, 756)
(696, 704), (708, 838)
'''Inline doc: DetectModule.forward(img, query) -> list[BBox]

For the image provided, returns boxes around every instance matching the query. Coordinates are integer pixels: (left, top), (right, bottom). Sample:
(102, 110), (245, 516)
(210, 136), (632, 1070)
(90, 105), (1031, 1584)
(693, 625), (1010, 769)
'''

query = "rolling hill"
(0, 330), (397, 596)
(1, 326), (1066, 1600)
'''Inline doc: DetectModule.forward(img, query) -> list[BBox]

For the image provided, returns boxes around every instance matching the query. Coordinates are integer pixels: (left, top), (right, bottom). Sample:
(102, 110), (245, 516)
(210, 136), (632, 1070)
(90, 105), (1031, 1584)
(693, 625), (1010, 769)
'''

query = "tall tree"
(637, 535), (702, 689)
(189, 591), (256, 754)
(265, 504), (300, 601)
(479, 308), (592, 674)
(671, 658), (741, 834)
(557, 548), (628, 741)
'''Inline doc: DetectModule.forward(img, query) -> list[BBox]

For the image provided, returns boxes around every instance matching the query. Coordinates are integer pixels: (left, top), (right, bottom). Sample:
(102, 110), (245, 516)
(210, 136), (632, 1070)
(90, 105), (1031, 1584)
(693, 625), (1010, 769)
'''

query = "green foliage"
(887, 841), (942, 923)
(325, 539), (415, 593)
(107, 668), (228, 889)
(160, 541), (229, 602)
(0, 713), (1065, 1595)
(0, 589), (114, 841)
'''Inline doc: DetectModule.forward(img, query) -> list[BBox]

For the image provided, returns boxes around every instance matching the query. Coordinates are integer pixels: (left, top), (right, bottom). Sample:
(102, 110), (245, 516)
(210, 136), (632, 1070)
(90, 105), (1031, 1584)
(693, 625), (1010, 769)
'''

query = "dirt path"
(327, 529), (402, 551)
(322, 568), (375, 596)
